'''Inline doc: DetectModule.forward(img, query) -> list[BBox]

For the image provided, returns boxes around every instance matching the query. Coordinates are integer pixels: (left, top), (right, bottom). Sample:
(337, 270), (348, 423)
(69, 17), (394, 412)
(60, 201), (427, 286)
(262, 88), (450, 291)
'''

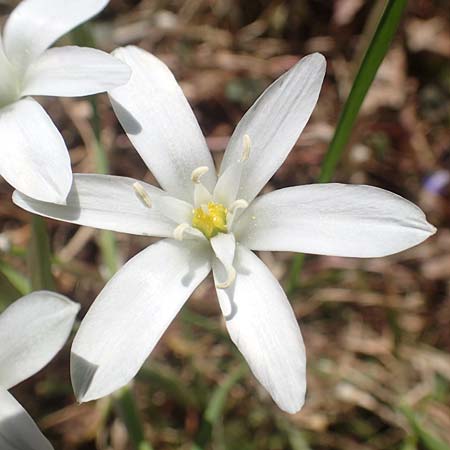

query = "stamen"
(173, 223), (190, 241)
(229, 199), (248, 213)
(227, 198), (249, 229)
(191, 166), (209, 184)
(240, 134), (251, 162)
(133, 182), (152, 208)
(215, 265), (237, 289)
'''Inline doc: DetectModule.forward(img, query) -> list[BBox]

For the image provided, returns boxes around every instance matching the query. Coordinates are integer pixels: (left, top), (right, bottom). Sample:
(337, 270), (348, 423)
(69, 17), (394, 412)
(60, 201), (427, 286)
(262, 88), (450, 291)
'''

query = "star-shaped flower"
(13, 46), (436, 413)
(0, 0), (130, 203)
(0, 291), (79, 450)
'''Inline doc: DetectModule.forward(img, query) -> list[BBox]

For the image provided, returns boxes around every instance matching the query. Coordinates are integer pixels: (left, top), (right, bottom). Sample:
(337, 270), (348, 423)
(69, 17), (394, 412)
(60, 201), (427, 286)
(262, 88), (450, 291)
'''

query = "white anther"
(173, 223), (190, 241)
(215, 265), (237, 289)
(191, 166), (209, 184)
(133, 182), (152, 208)
(229, 199), (248, 213)
(240, 134), (251, 162)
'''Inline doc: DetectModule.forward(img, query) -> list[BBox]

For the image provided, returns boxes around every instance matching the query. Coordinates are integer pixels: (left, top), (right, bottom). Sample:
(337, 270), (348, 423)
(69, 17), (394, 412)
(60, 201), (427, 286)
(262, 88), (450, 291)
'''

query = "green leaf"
(114, 386), (154, 450)
(193, 365), (247, 449)
(319, 0), (407, 183)
(289, 0), (408, 291)
(0, 259), (30, 296)
(28, 215), (55, 291)
(400, 405), (450, 450)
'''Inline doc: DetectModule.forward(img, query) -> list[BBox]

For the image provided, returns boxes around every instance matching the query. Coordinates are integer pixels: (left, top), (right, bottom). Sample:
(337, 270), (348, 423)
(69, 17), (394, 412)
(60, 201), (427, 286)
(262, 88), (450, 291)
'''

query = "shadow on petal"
(70, 352), (99, 403)
(110, 97), (143, 135)
(181, 242), (211, 287)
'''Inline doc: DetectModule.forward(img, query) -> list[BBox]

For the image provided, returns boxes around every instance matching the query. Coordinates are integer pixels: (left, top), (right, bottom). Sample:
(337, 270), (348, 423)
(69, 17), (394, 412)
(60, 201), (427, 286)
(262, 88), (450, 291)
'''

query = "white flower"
(0, 0), (131, 204)
(0, 291), (79, 449)
(13, 46), (436, 413)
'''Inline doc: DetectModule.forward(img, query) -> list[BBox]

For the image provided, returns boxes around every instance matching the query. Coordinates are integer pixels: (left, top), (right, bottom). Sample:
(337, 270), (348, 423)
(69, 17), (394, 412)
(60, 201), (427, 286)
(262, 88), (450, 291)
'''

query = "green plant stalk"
(88, 92), (151, 450)
(28, 215), (55, 291)
(89, 95), (120, 278)
(192, 365), (247, 449)
(72, 22), (149, 448)
(400, 405), (450, 450)
(0, 260), (31, 295)
(114, 387), (154, 450)
(319, 0), (407, 183)
(288, 0), (408, 291)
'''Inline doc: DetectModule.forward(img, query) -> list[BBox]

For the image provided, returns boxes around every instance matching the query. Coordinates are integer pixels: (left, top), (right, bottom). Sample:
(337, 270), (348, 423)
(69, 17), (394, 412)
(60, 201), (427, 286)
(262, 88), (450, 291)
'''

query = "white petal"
(235, 184), (437, 257)
(3, 0), (109, 69)
(0, 291), (79, 389)
(109, 46), (217, 203)
(71, 239), (211, 402)
(219, 53), (326, 204)
(210, 233), (236, 289)
(152, 195), (193, 225)
(13, 174), (177, 237)
(0, 387), (53, 450)
(213, 160), (244, 207)
(0, 97), (72, 203)
(22, 46), (131, 97)
(213, 245), (305, 413)
(0, 36), (20, 107)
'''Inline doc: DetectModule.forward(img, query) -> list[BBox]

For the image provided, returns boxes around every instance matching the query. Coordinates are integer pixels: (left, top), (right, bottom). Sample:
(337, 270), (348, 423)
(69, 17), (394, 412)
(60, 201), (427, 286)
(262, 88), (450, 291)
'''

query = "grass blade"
(289, 0), (408, 291)
(400, 405), (450, 450)
(28, 215), (55, 291)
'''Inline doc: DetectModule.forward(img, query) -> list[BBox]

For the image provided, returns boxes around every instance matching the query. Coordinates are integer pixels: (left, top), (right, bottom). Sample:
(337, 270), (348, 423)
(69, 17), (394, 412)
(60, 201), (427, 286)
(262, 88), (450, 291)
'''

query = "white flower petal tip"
(235, 184), (437, 258)
(22, 47), (132, 97)
(0, 98), (73, 204)
(213, 246), (306, 413)
(70, 239), (211, 402)
(108, 45), (216, 202)
(219, 51), (326, 203)
(3, 0), (110, 69)
(0, 291), (79, 390)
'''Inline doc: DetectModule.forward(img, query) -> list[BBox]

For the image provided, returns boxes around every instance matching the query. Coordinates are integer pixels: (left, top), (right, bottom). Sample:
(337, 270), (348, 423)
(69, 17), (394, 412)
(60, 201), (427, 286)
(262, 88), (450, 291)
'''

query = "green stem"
(192, 365), (247, 449)
(286, 252), (305, 296)
(0, 260), (31, 295)
(319, 0), (407, 183)
(89, 93), (150, 450)
(89, 95), (119, 278)
(288, 0), (408, 292)
(68, 24), (152, 450)
(400, 405), (450, 450)
(114, 387), (155, 450)
(28, 215), (55, 291)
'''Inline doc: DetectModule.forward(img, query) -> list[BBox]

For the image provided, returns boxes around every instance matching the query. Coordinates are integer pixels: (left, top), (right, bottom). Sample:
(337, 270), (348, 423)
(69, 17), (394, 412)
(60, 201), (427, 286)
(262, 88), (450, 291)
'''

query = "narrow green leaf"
(289, 0), (408, 291)
(0, 259), (30, 295)
(89, 95), (120, 279)
(114, 387), (154, 450)
(28, 215), (55, 291)
(400, 405), (450, 450)
(319, 0), (407, 183)
(0, 271), (22, 311)
(193, 365), (247, 449)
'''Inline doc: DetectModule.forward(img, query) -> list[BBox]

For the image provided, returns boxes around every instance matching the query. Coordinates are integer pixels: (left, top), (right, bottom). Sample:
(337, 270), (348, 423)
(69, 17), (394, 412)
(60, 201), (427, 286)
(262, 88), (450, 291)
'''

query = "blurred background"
(0, 0), (449, 449)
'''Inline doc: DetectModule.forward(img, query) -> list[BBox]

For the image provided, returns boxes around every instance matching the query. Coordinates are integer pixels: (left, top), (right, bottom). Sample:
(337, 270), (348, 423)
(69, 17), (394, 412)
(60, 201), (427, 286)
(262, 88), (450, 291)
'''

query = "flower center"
(192, 202), (228, 239)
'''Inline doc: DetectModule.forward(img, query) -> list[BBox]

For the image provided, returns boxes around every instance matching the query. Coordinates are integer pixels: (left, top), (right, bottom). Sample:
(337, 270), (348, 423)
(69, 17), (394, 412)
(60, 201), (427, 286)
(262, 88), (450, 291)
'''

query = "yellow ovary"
(192, 202), (228, 239)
